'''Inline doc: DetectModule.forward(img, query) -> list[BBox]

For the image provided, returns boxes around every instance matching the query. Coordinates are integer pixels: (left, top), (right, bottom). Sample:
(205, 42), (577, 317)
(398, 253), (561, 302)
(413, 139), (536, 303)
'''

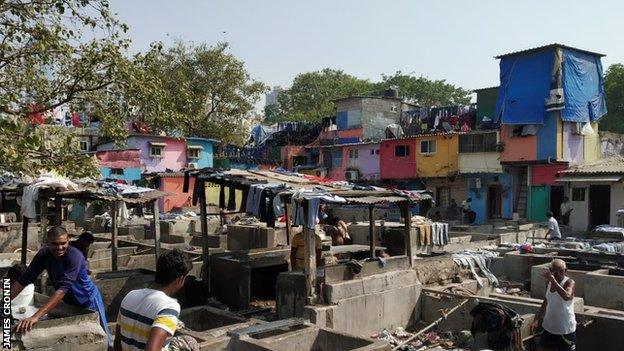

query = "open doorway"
(487, 185), (502, 220)
(589, 185), (611, 229)
(550, 185), (564, 220)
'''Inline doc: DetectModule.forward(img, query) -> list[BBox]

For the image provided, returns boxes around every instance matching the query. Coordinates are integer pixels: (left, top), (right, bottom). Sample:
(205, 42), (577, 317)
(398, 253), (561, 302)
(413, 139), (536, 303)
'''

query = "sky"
(109, 0), (624, 105)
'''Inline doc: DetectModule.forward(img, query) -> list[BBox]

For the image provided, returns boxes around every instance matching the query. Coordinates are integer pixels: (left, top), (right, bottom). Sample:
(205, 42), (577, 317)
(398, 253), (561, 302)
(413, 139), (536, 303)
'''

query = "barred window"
(459, 132), (498, 153)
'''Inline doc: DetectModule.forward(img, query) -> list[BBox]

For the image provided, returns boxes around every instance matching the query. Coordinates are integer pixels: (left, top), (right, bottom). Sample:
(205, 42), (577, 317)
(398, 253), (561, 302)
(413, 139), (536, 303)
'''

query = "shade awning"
(187, 145), (203, 150)
(556, 175), (623, 183)
(149, 141), (166, 147)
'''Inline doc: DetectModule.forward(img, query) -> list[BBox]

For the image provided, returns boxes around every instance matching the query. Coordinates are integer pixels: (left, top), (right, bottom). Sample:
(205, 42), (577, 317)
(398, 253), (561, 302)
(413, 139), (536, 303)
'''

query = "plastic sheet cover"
(494, 49), (554, 125)
(561, 49), (607, 123)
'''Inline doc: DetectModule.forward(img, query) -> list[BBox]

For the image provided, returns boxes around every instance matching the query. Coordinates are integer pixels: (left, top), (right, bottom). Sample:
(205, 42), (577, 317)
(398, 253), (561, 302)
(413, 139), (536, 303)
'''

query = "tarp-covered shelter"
(494, 44), (607, 125)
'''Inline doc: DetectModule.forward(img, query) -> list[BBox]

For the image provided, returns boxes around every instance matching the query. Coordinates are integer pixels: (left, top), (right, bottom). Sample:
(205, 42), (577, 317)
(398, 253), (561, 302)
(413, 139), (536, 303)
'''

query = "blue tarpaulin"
(494, 50), (554, 125)
(561, 49), (607, 123)
(250, 125), (276, 146)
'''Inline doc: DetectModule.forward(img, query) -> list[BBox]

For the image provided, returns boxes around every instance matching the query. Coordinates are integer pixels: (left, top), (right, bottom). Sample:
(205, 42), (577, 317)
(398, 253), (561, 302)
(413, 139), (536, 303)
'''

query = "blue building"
(186, 137), (217, 169)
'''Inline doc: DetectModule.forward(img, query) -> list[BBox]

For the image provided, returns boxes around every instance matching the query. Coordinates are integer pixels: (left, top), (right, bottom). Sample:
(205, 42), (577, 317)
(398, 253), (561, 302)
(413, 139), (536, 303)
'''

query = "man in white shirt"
(559, 197), (573, 226)
(547, 211), (562, 240)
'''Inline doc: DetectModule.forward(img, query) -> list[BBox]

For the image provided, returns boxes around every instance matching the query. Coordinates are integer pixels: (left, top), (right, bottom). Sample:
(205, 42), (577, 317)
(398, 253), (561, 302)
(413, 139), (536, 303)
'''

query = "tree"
(263, 104), (281, 124)
(276, 69), (376, 122)
(600, 64), (624, 133)
(0, 0), (130, 177)
(377, 71), (472, 107)
(133, 41), (267, 146)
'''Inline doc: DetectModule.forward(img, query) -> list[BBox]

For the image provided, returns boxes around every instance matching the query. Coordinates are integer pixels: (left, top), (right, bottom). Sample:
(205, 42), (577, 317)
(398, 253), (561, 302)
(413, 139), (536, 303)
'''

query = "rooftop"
(495, 43), (605, 59)
(558, 156), (624, 176)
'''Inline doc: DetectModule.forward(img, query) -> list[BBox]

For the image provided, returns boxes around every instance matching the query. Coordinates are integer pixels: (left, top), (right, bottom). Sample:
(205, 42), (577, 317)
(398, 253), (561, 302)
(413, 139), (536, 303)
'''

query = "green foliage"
(0, 117), (99, 178)
(276, 69), (376, 122)
(129, 41), (268, 146)
(600, 64), (624, 133)
(0, 0), (128, 178)
(274, 69), (471, 123)
(377, 71), (472, 106)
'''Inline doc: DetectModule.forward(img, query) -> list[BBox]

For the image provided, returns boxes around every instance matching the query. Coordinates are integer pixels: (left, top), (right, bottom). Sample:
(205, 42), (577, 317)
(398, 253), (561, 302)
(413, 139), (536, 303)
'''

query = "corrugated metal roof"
(495, 43), (605, 59)
(472, 86), (499, 92)
(556, 175), (622, 183)
(343, 196), (410, 205)
(558, 156), (624, 176)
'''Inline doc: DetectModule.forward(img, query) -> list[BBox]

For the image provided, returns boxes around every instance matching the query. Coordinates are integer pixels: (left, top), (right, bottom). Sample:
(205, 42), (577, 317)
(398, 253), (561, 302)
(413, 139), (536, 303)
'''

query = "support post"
(198, 181), (210, 291)
(21, 216), (29, 264)
(369, 204), (375, 259)
(401, 202), (413, 267)
(302, 200), (316, 302)
(152, 200), (161, 264)
(284, 201), (292, 245)
(54, 196), (62, 225)
(111, 201), (119, 272)
(38, 197), (48, 249)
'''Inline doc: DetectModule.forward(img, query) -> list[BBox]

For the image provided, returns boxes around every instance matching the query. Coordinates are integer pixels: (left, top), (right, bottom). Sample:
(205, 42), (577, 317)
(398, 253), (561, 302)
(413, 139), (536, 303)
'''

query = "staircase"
(516, 171), (528, 218)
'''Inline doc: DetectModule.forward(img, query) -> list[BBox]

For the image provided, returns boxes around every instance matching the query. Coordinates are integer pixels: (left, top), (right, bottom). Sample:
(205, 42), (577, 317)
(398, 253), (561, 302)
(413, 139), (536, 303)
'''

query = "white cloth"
(461, 200), (471, 211)
(20, 174), (78, 218)
(548, 217), (562, 239)
(560, 202), (572, 216)
(11, 284), (36, 320)
(542, 277), (577, 335)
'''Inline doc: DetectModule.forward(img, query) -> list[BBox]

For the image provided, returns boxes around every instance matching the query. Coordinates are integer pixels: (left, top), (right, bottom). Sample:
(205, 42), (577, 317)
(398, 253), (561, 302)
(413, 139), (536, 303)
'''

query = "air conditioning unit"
(345, 170), (359, 181)
(188, 162), (198, 169)
(315, 169), (328, 178)
(468, 177), (482, 189)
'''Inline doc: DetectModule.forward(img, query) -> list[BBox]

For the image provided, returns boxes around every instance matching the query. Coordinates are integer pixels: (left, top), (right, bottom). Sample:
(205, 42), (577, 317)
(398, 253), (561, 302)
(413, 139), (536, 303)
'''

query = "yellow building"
(414, 133), (459, 178)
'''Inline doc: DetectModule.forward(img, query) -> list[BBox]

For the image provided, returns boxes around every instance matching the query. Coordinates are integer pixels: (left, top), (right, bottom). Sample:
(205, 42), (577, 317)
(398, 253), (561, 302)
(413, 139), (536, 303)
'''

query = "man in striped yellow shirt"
(113, 249), (192, 351)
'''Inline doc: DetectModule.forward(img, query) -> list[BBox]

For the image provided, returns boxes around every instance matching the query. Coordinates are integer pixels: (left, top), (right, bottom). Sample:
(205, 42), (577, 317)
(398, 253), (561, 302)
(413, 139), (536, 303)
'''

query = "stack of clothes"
(412, 215), (449, 247)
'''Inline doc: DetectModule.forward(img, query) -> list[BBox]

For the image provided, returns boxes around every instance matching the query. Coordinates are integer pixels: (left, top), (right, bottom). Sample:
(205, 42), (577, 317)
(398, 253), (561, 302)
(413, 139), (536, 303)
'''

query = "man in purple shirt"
(11, 226), (112, 346)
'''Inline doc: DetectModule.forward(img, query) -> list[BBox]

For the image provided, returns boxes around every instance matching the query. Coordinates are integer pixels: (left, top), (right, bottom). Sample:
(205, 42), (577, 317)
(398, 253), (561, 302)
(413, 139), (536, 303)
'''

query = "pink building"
(97, 134), (188, 173)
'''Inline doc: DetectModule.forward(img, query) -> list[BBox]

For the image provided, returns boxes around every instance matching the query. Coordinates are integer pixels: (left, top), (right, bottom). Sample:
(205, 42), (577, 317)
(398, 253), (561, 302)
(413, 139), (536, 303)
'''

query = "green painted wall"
(529, 185), (549, 222)
(476, 87), (498, 124)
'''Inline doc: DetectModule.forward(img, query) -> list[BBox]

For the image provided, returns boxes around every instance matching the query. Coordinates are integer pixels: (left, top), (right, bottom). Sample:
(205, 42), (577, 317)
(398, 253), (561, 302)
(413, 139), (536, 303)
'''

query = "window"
(375, 149), (379, 155)
(110, 168), (123, 176)
(371, 149), (375, 155)
(420, 140), (436, 154)
(510, 125), (538, 137)
(572, 188), (586, 201)
(150, 146), (163, 158)
(395, 145), (410, 157)
(348, 149), (358, 159)
(436, 187), (451, 207)
(79, 140), (90, 152)
(187, 148), (200, 159)
(459, 132), (498, 153)
(348, 148), (358, 167)
(390, 104), (398, 112)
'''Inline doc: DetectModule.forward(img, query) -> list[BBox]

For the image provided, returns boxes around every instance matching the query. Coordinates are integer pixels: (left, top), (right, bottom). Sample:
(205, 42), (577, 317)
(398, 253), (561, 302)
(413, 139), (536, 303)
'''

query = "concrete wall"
(415, 134), (458, 178)
(186, 137), (214, 168)
(500, 125), (537, 162)
(0, 223), (41, 253)
(530, 262), (608, 299)
(355, 143), (380, 180)
(379, 138), (417, 180)
(458, 152), (503, 173)
(465, 173), (513, 224)
(305, 268), (422, 337)
(159, 176), (195, 213)
(424, 177), (467, 209)
(100, 166), (142, 182)
(563, 180), (624, 231)
(127, 135), (187, 173)
(584, 270), (624, 310)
